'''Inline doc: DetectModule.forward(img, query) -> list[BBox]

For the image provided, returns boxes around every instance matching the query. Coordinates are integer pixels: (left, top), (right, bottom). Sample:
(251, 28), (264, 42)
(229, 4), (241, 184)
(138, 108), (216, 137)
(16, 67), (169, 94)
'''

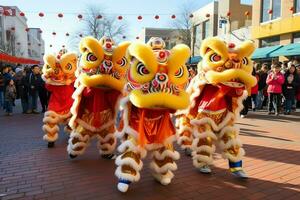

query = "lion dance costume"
(176, 37), (257, 178)
(42, 50), (77, 148)
(67, 36), (130, 159)
(115, 37), (190, 192)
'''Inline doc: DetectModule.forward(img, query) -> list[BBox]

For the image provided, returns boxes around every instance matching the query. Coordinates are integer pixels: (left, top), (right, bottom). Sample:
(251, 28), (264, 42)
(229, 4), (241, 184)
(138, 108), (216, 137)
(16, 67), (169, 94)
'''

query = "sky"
(2, 0), (252, 54)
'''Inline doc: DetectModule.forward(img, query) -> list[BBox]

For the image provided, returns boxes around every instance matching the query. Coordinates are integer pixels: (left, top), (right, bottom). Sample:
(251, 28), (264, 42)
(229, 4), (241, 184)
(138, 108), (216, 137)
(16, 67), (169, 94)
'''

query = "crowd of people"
(1, 59), (300, 117)
(0, 65), (49, 116)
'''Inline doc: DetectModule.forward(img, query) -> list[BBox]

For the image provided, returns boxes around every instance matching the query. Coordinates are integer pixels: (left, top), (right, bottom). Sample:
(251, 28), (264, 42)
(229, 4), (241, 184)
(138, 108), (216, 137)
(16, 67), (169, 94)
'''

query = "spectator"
(0, 71), (4, 109)
(266, 63), (285, 116)
(283, 62), (299, 115)
(14, 67), (29, 113)
(257, 63), (269, 109)
(2, 66), (13, 110)
(4, 79), (16, 116)
(295, 64), (300, 108)
(37, 71), (49, 113)
(25, 65), (41, 114)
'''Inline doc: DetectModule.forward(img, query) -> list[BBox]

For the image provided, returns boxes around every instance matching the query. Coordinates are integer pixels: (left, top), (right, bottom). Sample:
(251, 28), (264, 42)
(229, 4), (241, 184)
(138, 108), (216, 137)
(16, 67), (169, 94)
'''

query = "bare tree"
(172, 3), (195, 49)
(68, 5), (127, 50)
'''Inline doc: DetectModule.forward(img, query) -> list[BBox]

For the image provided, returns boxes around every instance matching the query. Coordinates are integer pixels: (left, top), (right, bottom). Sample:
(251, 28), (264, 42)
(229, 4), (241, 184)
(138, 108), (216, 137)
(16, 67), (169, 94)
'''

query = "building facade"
(191, 0), (252, 56)
(0, 5), (44, 62)
(137, 28), (184, 49)
(252, 0), (300, 59)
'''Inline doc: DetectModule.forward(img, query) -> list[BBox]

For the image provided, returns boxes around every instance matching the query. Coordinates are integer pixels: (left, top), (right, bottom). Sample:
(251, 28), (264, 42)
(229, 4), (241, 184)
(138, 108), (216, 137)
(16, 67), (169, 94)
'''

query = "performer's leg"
(67, 125), (91, 158)
(42, 111), (60, 148)
(115, 134), (146, 193)
(191, 124), (217, 173)
(218, 125), (247, 178)
(150, 144), (180, 185)
(97, 125), (116, 159)
(176, 116), (193, 156)
(62, 115), (72, 134)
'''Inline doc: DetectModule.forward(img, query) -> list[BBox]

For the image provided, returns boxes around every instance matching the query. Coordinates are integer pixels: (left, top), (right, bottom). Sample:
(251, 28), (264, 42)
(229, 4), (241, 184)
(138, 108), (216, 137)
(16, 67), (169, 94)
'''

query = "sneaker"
(275, 112), (279, 116)
(32, 110), (40, 114)
(199, 165), (212, 174)
(117, 179), (131, 193)
(240, 115), (245, 118)
(184, 148), (192, 156)
(232, 170), (248, 179)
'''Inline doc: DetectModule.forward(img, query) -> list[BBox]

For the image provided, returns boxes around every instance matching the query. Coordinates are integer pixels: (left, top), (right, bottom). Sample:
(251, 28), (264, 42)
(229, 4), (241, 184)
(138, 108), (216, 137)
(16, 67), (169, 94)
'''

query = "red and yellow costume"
(67, 36), (130, 159)
(42, 51), (77, 147)
(176, 37), (257, 178)
(115, 37), (190, 192)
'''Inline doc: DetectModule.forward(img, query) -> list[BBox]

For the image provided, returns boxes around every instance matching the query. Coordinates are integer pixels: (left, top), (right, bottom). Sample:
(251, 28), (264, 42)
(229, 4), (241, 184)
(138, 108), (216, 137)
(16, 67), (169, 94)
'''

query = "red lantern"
(39, 12), (44, 17)
(28, 43), (31, 46)
(154, 15), (160, 20)
(11, 27), (15, 31)
(171, 14), (176, 19)
(189, 14), (194, 18)
(66, 33), (70, 36)
(96, 15), (102, 19)
(118, 16), (123, 20)
(50, 44), (53, 47)
(78, 14), (83, 20)
(206, 13), (210, 18)
(227, 11), (231, 17)
(20, 12), (25, 17)
(122, 36), (126, 39)
(17, 42), (21, 45)
(137, 15), (142, 20)
(62, 45), (65, 48)
(3, 10), (10, 16)
(41, 53), (44, 56)
(79, 34), (83, 38)
(58, 13), (63, 18)
(268, 9), (273, 14)
(245, 11), (250, 16)
(25, 28), (29, 32)
(39, 30), (43, 34)
(38, 43), (41, 46)
(52, 32), (56, 36)
(290, 7), (294, 12)
(136, 36), (139, 39)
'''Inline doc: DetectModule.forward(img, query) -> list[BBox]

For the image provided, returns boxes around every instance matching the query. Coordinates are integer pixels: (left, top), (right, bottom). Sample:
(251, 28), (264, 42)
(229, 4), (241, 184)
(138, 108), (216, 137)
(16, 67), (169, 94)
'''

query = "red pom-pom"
(78, 14), (83, 19)
(137, 15), (142, 20)
(171, 14), (176, 19)
(39, 12), (44, 17)
(118, 16), (123, 20)
(58, 13), (63, 18)
(20, 12), (25, 17)
(154, 15), (159, 20)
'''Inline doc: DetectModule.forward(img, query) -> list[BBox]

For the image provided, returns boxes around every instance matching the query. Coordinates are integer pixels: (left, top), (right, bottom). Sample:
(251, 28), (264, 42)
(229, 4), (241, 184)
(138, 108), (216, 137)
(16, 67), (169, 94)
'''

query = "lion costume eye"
(174, 67), (184, 78)
(46, 65), (51, 69)
(242, 57), (248, 65)
(117, 57), (127, 67)
(86, 53), (97, 62)
(66, 63), (72, 70)
(137, 62), (150, 75)
(210, 53), (222, 62)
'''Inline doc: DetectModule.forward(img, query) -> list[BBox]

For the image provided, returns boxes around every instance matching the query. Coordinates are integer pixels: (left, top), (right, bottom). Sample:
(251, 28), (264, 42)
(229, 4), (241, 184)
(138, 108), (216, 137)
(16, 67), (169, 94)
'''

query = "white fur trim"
(222, 148), (245, 162)
(42, 124), (59, 134)
(192, 130), (218, 140)
(97, 135), (116, 155)
(115, 155), (143, 171)
(152, 171), (174, 186)
(43, 133), (58, 142)
(192, 154), (214, 168)
(192, 145), (216, 155)
(219, 138), (243, 151)
(117, 140), (147, 159)
(151, 150), (180, 161)
(149, 161), (178, 174)
(115, 166), (140, 182)
(69, 85), (85, 129)
(67, 131), (90, 156)
(218, 125), (240, 139)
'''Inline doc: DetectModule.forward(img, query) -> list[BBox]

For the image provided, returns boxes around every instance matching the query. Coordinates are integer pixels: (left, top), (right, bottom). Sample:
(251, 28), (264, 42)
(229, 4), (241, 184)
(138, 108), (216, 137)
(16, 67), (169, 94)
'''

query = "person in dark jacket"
(14, 68), (30, 113)
(37, 72), (49, 113)
(256, 63), (269, 109)
(2, 66), (13, 110)
(283, 63), (299, 115)
(25, 65), (41, 114)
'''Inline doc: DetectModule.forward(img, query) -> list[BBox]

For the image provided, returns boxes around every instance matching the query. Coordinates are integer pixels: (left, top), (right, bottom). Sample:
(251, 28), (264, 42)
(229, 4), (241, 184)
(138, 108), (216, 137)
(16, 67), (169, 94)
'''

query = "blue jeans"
(6, 101), (13, 113)
(0, 90), (3, 108)
(256, 90), (264, 109)
(28, 91), (38, 111)
(285, 99), (293, 113)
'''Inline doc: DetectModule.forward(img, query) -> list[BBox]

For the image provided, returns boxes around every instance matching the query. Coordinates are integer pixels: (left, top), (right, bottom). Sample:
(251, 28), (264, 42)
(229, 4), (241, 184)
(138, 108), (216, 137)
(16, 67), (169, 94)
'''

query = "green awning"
(252, 45), (283, 59)
(269, 43), (300, 57)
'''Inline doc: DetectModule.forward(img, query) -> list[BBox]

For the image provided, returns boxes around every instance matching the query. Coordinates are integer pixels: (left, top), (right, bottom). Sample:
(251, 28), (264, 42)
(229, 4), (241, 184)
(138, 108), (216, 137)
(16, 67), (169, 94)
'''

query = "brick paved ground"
(0, 100), (300, 200)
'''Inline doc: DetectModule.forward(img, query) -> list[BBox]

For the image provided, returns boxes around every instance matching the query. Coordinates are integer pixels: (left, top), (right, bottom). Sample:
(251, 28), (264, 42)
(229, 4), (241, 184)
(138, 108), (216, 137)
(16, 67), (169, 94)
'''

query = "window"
(272, 0), (281, 20)
(203, 21), (210, 39)
(295, 0), (300, 13)
(260, 0), (281, 22)
(260, 36), (280, 47)
(293, 32), (300, 43)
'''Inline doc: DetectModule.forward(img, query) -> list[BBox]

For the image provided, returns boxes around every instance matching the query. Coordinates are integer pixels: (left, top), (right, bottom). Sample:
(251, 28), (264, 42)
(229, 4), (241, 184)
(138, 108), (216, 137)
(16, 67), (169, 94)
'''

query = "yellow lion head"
(78, 36), (130, 91)
(42, 51), (77, 85)
(199, 37), (257, 90)
(126, 37), (190, 110)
